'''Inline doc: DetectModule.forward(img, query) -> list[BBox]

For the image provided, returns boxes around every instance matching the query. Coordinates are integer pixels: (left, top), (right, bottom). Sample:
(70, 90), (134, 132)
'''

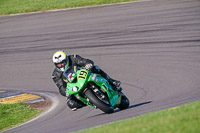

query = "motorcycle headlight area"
(71, 86), (79, 91)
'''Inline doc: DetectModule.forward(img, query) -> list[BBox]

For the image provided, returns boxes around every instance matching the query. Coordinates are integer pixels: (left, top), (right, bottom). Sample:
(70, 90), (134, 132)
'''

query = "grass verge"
(0, 103), (41, 132)
(0, 0), (136, 15)
(78, 100), (200, 133)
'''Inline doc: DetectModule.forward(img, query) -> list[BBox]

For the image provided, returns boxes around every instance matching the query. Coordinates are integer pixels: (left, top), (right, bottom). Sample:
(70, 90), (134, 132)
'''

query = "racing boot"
(108, 78), (121, 87)
(107, 77), (122, 92)
(93, 66), (122, 91)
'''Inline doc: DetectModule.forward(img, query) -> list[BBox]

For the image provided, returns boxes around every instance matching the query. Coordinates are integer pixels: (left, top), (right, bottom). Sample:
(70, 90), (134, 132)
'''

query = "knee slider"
(67, 99), (76, 109)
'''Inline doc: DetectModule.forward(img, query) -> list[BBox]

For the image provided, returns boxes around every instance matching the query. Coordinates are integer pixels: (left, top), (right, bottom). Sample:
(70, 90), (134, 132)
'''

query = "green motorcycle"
(63, 67), (129, 113)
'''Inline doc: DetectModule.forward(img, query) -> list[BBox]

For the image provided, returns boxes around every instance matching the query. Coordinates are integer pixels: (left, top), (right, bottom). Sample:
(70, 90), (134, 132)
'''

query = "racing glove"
(85, 63), (93, 70)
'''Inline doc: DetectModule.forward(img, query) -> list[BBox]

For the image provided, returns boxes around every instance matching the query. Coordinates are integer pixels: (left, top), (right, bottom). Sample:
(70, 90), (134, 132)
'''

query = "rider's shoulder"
(52, 68), (63, 78)
(52, 67), (62, 74)
(69, 54), (81, 59)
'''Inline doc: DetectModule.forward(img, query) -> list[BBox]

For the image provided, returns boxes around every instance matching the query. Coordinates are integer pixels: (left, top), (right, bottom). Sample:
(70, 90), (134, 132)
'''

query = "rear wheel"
(118, 93), (129, 110)
(85, 89), (114, 114)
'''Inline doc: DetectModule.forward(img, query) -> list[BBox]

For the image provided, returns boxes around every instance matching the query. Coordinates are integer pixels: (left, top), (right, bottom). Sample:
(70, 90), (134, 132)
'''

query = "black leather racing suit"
(52, 54), (112, 110)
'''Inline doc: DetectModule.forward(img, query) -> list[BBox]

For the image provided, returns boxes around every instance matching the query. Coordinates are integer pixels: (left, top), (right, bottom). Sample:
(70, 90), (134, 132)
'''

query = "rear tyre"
(118, 93), (129, 110)
(85, 89), (114, 114)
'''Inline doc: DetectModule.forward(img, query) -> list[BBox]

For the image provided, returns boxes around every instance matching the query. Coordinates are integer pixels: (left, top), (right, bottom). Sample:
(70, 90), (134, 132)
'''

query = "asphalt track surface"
(0, 0), (200, 132)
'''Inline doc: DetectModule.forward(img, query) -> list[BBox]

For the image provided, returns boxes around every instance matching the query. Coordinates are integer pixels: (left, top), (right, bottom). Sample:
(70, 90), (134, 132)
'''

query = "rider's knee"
(66, 97), (85, 110)
(67, 98), (76, 109)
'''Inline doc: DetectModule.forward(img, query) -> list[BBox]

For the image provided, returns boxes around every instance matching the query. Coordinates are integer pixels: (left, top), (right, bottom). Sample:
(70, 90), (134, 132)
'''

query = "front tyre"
(118, 93), (129, 110)
(85, 89), (114, 114)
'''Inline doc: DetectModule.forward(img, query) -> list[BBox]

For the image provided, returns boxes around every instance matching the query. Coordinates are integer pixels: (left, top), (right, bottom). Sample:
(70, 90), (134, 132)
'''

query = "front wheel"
(85, 89), (114, 114)
(118, 93), (129, 110)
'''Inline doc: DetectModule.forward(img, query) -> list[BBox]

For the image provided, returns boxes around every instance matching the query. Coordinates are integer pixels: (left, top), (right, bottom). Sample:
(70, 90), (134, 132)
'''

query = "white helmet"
(52, 51), (69, 71)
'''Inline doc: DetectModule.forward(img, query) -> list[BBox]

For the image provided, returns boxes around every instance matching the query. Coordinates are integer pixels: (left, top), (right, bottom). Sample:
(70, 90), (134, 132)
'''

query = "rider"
(52, 50), (121, 111)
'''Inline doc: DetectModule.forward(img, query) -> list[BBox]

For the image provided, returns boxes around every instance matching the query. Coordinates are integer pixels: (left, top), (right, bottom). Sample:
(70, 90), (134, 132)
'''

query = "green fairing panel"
(65, 69), (121, 108)
(88, 73), (121, 107)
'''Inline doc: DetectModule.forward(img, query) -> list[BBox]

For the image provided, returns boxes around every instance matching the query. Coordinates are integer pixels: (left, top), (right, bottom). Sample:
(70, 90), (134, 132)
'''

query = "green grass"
(0, 103), (41, 132)
(78, 100), (200, 133)
(0, 0), (135, 15)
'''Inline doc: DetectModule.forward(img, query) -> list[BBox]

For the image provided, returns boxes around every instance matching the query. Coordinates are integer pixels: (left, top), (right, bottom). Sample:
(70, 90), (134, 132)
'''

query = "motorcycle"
(63, 66), (129, 113)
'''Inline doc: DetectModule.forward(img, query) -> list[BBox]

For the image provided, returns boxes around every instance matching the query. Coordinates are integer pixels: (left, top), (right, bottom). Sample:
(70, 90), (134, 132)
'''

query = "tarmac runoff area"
(0, 90), (44, 104)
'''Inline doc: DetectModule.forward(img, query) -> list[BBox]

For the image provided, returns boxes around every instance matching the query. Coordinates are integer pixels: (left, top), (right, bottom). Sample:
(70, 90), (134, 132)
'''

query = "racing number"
(78, 71), (88, 79)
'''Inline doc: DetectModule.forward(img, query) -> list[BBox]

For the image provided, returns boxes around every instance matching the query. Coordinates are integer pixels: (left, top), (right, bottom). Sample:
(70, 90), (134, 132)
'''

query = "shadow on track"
(85, 101), (153, 119)
(128, 101), (152, 109)
(114, 101), (153, 113)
